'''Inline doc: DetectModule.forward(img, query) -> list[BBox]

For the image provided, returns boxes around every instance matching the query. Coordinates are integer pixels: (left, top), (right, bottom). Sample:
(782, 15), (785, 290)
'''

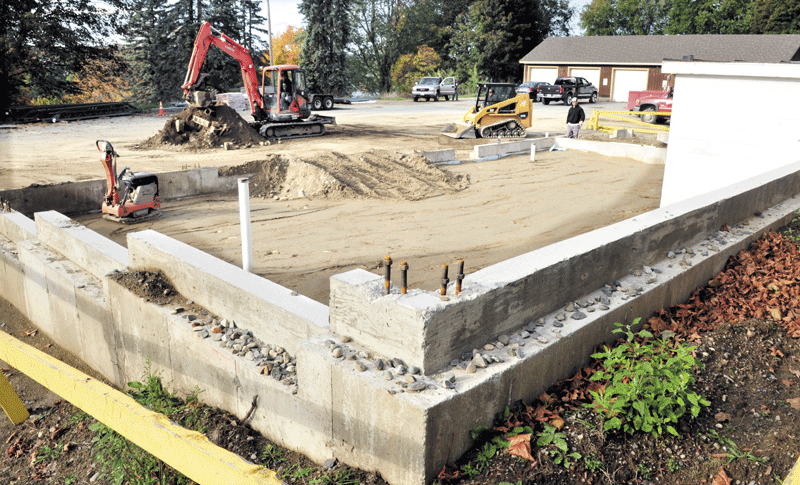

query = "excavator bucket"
(188, 91), (216, 108)
(441, 122), (476, 139)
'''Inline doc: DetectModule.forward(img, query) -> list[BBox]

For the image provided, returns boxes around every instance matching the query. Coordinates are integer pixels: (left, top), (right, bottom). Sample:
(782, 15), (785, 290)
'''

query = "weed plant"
(586, 319), (710, 437)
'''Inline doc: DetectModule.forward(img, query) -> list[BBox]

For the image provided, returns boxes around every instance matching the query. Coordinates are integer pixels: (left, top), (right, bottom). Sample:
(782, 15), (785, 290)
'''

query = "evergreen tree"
(300, 0), (351, 95)
(1, 0), (122, 108)
(448, 0), (571, 83)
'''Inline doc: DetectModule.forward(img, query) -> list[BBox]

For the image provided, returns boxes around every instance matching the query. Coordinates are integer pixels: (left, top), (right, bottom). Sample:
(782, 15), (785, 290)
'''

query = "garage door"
(569, 68), (601, 90)
(611, 69), (649, 102)
(526, 66), (558, 84)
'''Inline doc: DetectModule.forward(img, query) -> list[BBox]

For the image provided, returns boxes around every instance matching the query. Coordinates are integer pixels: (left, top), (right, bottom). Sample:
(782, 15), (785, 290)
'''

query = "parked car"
(515, 81), (550, 102)
(627, 87), (673, 124)
(539, 77), (598, 105)
(412, 77), (457, 101)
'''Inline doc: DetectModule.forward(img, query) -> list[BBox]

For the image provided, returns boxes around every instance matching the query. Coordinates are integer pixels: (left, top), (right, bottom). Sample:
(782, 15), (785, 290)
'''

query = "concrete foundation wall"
(555, 137), (667, 164)
(0, 167), (241, 218)
(472, 137), (555, 161)
(330, 160), (800, 374)
(35, 211), (127, 279)
(127, 230), (329, 354)
(3, 158), (800, 484)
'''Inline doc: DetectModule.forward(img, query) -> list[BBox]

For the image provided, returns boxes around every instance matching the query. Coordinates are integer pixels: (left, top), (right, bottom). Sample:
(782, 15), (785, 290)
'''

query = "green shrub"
(585, 319), (709, 437)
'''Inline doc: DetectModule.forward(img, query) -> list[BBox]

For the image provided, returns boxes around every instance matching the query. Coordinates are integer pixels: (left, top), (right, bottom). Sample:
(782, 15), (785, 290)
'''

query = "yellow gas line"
(0, 330), (283, 485)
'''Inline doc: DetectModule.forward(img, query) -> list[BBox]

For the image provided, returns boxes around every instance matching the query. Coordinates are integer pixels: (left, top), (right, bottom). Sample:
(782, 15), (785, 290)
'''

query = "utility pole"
(265, 0), (274, 65)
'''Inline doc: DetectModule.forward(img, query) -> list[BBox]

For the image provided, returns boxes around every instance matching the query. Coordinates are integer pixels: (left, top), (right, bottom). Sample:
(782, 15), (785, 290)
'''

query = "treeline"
(1, 0), (572, 108)
(3, 0), (798, 109)
(581, 0), (800, 35)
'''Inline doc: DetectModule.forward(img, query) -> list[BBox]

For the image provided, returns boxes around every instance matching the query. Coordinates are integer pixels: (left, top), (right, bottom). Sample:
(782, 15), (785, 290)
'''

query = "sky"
(262, 0), (592, 38)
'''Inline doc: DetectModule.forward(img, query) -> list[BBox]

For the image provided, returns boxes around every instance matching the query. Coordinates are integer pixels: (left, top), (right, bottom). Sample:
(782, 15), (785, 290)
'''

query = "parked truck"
(627, 87), (673, 124)
(539, 77), (598, 105)
(412, 77), (457, 101)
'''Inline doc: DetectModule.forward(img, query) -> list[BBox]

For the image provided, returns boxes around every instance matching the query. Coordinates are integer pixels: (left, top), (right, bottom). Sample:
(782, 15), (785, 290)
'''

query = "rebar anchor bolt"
(400, 260), (408, 294)
(384, 255), (392, 295)
(440, 264), (449, 296)
(455, 259), (465, 295)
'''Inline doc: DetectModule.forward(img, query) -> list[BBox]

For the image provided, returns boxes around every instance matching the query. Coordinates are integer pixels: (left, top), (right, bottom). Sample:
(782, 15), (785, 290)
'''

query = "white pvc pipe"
(238, 178), (253, 272)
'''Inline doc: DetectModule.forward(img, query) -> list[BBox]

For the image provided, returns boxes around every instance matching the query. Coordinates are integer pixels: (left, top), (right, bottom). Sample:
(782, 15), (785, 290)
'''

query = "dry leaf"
(787, 397), (800, 410)
(508, 434), (536, 462)
(782, 380), (794, 387)
(714, 412), (732, 422)
(711, 466), (731, 485)
(550, 417), (566, 429)
(24, 330), (37, 337)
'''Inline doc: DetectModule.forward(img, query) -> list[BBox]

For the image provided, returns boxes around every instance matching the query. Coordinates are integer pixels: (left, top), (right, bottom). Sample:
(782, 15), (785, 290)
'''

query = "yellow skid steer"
(442, 83), (532, 139)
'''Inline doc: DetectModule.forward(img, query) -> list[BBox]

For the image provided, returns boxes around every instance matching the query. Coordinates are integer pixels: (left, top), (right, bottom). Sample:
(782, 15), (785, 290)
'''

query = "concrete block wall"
(127, 230), (329, 354)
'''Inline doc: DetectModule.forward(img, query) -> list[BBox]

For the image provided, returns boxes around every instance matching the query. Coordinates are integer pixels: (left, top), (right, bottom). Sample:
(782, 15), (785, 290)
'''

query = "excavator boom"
(182, 22), (265, 119)
(181, 22), (335, 139)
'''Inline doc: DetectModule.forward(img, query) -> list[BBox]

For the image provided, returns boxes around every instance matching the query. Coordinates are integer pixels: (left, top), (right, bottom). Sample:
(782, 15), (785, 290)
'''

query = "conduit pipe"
(238, 178), (253, 272)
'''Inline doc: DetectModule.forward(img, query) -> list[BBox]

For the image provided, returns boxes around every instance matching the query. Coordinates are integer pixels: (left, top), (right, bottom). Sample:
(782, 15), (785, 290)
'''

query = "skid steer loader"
(441, 83), (532, 139)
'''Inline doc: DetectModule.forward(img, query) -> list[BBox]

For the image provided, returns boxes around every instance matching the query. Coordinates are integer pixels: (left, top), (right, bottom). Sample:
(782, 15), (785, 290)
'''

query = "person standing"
(454, 79), (459, 100)
(566, 97), (585, 138)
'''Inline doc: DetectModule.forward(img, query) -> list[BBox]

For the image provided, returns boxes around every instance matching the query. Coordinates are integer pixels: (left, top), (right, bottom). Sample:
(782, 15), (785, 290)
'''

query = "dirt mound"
(141, 104), (264, 149)
(219, 150), (469, 201)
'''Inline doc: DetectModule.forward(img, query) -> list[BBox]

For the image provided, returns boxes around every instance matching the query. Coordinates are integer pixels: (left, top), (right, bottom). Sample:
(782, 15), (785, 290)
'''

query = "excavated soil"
(218, 150), (469, 201)
(141, 104), (265, 149)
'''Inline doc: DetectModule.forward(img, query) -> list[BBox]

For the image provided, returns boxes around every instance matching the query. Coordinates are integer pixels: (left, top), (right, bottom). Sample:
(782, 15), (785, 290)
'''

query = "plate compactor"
(98, 140), (161, 223)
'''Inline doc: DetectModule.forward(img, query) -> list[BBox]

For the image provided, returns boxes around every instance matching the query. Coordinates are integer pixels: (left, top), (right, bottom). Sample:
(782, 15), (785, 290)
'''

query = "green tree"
(300, 0), (351, 95)
(581, 0), (669, 35)
(391, 45), (441, 94)
(0, 0), (122, 108)
(665, 0), (751, 34)
(750, 0), (800, 33)
(448, 0), (571, 83)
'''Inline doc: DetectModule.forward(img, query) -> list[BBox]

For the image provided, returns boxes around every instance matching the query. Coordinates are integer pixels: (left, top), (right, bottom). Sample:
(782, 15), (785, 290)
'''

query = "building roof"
(520, 35), (800, 65)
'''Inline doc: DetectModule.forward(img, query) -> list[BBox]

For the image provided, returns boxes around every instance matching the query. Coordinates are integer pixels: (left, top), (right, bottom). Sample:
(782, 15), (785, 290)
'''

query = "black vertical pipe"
(384, 255), (392, 295)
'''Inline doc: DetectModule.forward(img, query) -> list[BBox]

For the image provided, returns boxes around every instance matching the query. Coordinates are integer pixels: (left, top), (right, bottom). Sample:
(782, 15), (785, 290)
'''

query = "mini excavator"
(441, 83), (532, 139)
(98, 140), (161, 223)
(182, 22), (335, 139)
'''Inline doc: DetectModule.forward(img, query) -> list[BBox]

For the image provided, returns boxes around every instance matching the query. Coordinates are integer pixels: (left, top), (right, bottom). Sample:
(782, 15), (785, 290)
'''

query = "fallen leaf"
(714, 412), (732, 422)
(712, 466), (731, 485)
(508, 434), (536, 462)
(770, 346), (785, 357)
(24, 330), (37, 337)
(782, 380), (794, 387)
(550, 417), (566, 429)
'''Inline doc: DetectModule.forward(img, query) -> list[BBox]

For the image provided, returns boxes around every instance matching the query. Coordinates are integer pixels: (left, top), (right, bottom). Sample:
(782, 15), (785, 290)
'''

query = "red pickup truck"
(627, 87), (673, 124)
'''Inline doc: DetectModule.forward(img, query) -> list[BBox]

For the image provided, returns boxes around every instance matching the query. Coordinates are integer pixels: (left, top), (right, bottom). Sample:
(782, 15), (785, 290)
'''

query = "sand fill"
(142, 104), (264, 149)
(219, 150), (470, 201)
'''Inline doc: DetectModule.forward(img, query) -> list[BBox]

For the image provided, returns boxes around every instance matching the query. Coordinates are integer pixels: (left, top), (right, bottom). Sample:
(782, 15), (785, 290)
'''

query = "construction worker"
(566, 97), (585, 138)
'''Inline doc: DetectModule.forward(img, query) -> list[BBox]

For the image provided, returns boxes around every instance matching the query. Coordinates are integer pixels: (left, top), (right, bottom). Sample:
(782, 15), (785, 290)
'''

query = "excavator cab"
(261, 66), (311, 120)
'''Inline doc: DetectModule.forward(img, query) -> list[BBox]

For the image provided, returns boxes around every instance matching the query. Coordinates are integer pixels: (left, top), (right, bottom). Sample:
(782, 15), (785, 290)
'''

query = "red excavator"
(98, 140), (161, 223)
(182, 22), (335, 139)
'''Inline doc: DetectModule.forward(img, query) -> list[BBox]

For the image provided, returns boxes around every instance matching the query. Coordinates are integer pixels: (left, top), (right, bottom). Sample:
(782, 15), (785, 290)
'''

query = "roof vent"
(682, 55), (694, 61)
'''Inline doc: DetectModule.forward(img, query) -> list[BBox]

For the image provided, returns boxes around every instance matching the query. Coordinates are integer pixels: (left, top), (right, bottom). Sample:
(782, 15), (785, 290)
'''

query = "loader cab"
(476, 83), (517, 111)
(261, 65), (311, 120)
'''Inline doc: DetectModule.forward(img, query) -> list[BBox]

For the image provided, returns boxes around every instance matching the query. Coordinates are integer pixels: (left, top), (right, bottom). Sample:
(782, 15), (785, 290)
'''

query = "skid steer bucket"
(441, 122), (476, 139)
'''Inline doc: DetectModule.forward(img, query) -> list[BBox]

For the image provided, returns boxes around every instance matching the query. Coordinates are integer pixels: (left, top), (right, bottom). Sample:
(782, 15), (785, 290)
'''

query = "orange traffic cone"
(158, 101), (165, 116)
